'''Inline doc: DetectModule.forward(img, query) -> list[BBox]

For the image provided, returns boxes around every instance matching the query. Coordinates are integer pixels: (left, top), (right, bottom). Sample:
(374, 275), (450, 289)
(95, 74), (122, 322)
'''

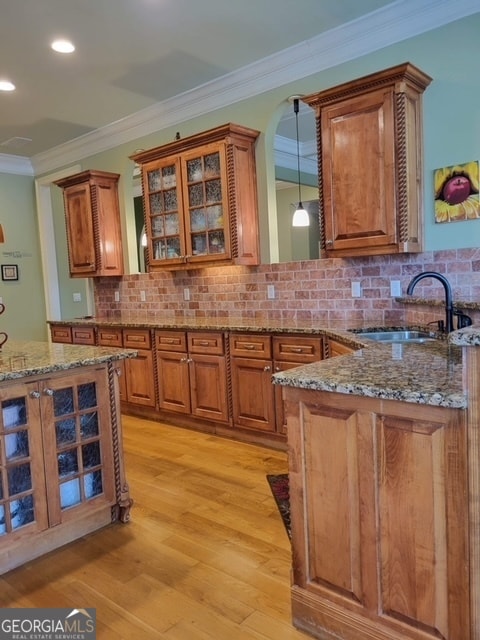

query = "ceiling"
(0, 0), (476, 170)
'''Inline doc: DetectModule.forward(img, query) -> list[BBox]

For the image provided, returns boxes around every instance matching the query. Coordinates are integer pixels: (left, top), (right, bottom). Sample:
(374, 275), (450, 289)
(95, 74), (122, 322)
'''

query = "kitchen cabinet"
(51, 323), (152, 407)
(50, 323), (95, 345)
(273, 335), (323, 434)
(130, 123), (260, 270)
(303, 63), (432, 258)
(324, 337), (355, 358)
(96, 326), (127, 401)
(230, 333), (323, 438)
(155, 330), (229, 423)
(284, 387), (468, 640)
(230, 333), (276, 434)
(54, 170), (124, 277)
(0, 364), (121, 574)
(122, 328), (155, 407)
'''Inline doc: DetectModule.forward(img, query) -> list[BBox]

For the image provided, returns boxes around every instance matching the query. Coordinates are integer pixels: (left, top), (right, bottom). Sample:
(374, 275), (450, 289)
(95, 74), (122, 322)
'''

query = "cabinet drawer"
(50, 325), (72, 343)
(123, 328), (151, 350)
(97, 327), (123, 347)
(230, 333), (272, 359)
(273, 335), (323, 363)
(188, 332), (224, 355)
(71, 325), (96, 345)
(155, 330), (187, 352)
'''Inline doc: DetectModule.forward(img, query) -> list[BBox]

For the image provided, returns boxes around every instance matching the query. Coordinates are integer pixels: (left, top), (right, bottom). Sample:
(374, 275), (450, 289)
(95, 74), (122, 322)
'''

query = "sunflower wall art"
(434, 160), (480, 223)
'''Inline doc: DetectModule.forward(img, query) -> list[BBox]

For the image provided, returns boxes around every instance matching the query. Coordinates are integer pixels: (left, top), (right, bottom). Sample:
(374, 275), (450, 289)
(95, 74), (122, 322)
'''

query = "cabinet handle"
(115, 367), (122, 377)
(180, 357), (188, 363)
(245, 344), (256, 350)
(30, 390), (40, 399)
(199, 341), (210, 346)
(326, 239), (333, 246)
(43, 388), (54, 396)
(264, 365), (271, 372)
(292, 347), (304, 353)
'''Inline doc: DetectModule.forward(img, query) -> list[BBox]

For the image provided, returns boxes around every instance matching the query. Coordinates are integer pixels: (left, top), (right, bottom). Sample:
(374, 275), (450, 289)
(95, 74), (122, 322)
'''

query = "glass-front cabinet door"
(0, 367), (115, 540)
(143, 157), (185, 267)
(182, 143), (230, 264)
(0, 383), (48, 538)
(40, 368), (115, 526)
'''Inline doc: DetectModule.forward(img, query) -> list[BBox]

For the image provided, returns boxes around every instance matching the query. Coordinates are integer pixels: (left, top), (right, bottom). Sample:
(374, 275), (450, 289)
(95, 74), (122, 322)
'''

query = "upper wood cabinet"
(303, 63), (432, 258)
(54, 170), (124, 277)
(130, 123), (260, 270)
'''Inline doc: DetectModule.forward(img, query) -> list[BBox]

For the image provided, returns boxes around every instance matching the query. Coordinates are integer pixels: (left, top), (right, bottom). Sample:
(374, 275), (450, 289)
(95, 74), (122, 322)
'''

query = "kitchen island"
(273, 330), (480, 640)
(0, 340), (137, 574)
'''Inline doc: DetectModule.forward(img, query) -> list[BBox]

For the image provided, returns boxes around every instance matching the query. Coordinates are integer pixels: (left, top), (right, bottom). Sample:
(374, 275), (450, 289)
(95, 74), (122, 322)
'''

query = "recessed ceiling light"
(0, 81), (15, 92)
(51, 39), (75, 53)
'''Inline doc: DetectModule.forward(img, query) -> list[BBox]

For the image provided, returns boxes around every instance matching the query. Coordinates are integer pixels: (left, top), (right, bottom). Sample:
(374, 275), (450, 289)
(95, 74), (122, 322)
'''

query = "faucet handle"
(453, 310), (473, 329)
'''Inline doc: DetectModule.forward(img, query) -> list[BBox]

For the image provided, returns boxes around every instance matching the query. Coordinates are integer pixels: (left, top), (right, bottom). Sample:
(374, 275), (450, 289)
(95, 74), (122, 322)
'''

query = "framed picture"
(1, 264), (18, 281)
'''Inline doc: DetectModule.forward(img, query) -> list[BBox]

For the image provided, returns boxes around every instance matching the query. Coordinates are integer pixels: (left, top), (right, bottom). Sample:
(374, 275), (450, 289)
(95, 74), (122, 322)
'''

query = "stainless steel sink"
(355, 330), (437, 344)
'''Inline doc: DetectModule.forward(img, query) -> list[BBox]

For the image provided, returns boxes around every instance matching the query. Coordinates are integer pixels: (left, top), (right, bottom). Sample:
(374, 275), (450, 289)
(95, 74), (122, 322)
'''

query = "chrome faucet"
(406, 271), (454, 333)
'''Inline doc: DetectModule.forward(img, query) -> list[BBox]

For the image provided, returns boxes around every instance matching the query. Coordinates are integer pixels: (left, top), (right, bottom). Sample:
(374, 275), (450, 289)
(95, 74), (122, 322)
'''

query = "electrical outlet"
(140, 290), (146, 302)
(114, 291), (120, 302)
(351, 282), (362, 298)
(390, 280), (402, 297)
(183, 288), (190, 301)
(267, 284), (275, 299)
(73, 292), (81, 302)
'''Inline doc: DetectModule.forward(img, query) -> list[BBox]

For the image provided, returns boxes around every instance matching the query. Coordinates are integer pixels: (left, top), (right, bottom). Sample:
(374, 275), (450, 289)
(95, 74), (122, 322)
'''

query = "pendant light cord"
(294, 98), (302, 207)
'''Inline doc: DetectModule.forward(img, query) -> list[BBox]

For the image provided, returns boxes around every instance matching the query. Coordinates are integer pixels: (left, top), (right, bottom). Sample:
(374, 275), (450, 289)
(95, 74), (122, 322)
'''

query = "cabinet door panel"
(0, 383), (48, 537)
(322, 89), (396, 252)
(124, 351), (155, 407)
(157, 351), (190, 414)
(63, 183), (97, 274)
(189, 355), (228, 423)
(39, 368), (115, 526)
(231, 357), (275, 432)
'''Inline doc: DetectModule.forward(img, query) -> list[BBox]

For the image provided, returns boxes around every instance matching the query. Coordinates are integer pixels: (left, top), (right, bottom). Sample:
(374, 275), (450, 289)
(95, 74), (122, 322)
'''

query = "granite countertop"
(0, 340), (137, 382)
(272, 339), (466, 408)
(48, 316), (480, 409)
(48, 315), (361, 339)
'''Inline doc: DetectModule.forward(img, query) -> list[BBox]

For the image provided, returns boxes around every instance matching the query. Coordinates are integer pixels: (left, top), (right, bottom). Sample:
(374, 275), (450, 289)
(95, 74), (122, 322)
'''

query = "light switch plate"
(140, 290), (146, 302)
(267, 284), (275, 299)
(73, 292), (81, 302)
(114, 291), (120, 302)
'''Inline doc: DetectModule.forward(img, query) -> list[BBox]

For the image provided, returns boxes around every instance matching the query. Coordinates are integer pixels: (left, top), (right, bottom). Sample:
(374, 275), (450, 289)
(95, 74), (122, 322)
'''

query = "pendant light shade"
(292, 97), (309, 227)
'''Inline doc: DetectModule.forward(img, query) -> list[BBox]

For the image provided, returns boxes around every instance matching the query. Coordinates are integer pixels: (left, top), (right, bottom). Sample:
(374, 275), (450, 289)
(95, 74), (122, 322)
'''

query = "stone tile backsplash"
(94, 248), (480, 330)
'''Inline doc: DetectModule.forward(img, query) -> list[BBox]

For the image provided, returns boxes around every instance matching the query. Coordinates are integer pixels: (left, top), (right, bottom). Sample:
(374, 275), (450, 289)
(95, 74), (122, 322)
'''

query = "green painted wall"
(0, 174), (46, 340)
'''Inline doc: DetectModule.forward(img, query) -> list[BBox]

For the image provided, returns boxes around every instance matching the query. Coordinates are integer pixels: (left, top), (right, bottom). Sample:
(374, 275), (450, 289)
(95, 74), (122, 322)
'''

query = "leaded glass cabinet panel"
(0, 382), (48, 537)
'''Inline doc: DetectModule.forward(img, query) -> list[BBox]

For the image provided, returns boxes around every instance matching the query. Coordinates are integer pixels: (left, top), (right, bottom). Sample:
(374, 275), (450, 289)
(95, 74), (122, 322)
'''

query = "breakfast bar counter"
(273, 326), (480, 640)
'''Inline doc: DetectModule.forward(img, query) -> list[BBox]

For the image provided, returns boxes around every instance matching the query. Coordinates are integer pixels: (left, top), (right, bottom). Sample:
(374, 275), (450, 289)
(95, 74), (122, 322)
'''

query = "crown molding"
(17, 0), (480, 176)
(0, 153), (33, 176)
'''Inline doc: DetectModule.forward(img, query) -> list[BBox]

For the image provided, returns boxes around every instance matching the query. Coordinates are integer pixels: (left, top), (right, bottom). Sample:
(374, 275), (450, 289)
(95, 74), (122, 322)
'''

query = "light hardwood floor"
(0, 416), (309, 640)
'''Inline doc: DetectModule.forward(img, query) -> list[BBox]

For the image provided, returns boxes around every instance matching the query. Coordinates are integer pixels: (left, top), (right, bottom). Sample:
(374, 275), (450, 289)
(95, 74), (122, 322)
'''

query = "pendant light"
(291, 97), (309, 227)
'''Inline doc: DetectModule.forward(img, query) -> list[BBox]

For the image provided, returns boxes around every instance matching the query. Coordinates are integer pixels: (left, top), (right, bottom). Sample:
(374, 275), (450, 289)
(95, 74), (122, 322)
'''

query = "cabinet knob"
(264, 365), (271, 372)
(43, 388), (54, 396)
(325, 239), (333, 246)
(180, 357), (188, 363)
(29, 390), (40, 399)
